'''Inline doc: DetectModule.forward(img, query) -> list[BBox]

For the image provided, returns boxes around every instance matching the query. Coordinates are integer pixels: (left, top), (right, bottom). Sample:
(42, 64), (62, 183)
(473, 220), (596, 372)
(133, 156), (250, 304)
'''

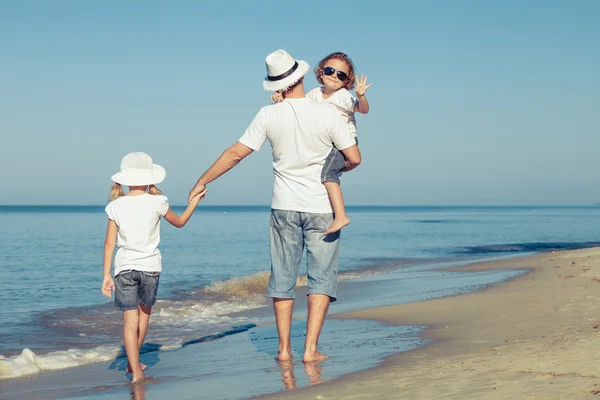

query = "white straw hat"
(263, 49), (310, 92)
(111, 152), (166, 186)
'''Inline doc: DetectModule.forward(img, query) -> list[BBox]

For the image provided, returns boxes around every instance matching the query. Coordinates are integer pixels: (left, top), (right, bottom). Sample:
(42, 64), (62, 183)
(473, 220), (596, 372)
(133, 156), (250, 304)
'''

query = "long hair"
(314, 52), (356, 90)
(108, 183), (125, 201)
(108, 183), (164, 201)
(148, 185), (163, 196)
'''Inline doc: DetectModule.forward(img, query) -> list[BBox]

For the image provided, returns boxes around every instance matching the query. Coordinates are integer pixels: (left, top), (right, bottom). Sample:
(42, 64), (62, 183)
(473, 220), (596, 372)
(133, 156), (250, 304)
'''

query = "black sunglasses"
(323, 67), (348, 82)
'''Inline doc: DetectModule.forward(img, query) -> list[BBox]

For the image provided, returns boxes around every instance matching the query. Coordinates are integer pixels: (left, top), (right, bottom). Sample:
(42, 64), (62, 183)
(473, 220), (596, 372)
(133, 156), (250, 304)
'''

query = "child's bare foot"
(324, 215), (350, 235)
(302, 350), (329, 363)
(131, 373), (146, 383)
(126, 363), (147, 373)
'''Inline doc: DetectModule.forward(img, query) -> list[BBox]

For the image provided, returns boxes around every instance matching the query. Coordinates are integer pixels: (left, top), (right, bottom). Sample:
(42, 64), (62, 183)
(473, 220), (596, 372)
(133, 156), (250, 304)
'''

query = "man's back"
(239, 98), (356, 213)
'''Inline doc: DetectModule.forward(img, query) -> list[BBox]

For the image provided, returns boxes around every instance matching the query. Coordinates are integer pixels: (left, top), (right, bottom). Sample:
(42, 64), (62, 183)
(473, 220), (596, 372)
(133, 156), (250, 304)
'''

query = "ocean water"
(1, 205), (600, 389)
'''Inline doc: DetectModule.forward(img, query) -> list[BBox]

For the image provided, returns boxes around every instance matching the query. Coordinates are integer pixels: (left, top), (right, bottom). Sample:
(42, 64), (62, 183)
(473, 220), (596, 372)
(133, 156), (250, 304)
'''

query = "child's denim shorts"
(321, 139), (358, 184)
(114, 270), (160, 311)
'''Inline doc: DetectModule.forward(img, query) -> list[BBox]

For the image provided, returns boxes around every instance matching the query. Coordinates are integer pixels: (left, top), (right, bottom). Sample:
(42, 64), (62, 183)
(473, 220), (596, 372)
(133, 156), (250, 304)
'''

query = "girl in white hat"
(101, 152), (206, 383)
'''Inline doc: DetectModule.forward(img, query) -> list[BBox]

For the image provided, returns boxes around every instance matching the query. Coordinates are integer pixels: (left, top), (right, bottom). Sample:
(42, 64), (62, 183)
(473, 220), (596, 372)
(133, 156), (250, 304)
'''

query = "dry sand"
(259, 248), (600, 399)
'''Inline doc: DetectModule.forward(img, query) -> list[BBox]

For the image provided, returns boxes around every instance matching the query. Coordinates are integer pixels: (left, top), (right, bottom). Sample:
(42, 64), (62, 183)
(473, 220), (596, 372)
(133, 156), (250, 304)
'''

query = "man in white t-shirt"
(189, 49), (361, 363)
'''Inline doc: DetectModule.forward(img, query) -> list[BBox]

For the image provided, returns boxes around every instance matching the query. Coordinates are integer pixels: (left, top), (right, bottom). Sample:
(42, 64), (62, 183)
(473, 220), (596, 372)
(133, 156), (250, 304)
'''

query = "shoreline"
(258, 247), (600, 399)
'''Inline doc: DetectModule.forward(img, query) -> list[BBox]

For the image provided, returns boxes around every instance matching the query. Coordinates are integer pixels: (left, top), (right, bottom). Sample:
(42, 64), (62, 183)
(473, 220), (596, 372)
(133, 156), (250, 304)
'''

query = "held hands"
(189, 188), (208, 206)
(355, 74), (372, 97)
(102, 277), (114, 299)
(270, 91), (284, 103)
(188, 183), (207, 204)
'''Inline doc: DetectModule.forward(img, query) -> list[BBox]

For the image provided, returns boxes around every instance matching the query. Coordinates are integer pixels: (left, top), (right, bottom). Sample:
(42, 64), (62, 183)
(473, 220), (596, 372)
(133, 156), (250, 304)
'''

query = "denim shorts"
(268, 209), (341, 302)
(114, 270), (160, 311)
(321, 138), (357, 185)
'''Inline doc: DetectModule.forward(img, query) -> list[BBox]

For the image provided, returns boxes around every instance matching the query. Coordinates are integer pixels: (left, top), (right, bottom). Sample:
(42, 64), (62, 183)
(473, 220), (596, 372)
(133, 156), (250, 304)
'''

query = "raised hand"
(355, 74), (372, 97)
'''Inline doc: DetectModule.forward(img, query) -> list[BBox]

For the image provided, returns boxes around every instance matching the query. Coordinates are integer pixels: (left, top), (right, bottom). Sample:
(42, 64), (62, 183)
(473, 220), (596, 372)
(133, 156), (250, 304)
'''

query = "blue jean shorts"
(114, 270), (160, 311)
(321, 139), (358, 185)
(268, 209), (341, 302)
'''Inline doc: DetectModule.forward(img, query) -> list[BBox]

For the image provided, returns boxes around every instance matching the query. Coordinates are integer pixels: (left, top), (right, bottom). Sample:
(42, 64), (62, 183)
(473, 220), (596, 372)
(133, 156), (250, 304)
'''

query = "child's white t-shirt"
(105, 194), (169, 277)
(306, 88), (358, 137)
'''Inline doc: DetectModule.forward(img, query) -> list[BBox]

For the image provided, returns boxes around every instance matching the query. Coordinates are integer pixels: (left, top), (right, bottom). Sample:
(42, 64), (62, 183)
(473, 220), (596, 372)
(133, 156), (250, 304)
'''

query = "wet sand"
(258, 247), (600, 399)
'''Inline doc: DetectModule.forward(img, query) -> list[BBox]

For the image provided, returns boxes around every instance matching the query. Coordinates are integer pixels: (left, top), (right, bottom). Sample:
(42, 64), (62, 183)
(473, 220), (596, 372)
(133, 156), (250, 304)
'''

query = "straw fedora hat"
(111, 152), (166, 186)
(263, 49), (310, 92)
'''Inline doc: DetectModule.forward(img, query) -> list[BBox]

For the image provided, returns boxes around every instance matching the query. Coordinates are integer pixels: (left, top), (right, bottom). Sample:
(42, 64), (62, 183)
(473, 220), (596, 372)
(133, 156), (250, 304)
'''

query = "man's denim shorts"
(114, 270), (160, 311)
(268, 209), (341, 302)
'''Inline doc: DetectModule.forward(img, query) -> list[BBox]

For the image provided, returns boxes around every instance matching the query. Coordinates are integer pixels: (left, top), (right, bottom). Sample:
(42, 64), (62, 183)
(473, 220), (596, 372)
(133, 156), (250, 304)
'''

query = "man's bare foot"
(302, 350), (329, 363)
(131, 373), (146, 384)
(126, 363), (147, 373)
(275, 350), (292, 361)
(323, 215), (350, 236)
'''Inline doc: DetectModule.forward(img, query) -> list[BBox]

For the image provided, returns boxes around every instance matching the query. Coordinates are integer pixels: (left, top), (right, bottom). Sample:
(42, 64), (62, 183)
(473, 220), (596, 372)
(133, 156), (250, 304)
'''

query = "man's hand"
(189, 182), (206, 203)
(189, 188), (207, 207)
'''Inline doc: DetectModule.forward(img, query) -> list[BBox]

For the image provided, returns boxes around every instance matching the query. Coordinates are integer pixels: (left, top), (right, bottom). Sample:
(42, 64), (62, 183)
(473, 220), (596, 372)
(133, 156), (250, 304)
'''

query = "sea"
(1, 205), (600, 399)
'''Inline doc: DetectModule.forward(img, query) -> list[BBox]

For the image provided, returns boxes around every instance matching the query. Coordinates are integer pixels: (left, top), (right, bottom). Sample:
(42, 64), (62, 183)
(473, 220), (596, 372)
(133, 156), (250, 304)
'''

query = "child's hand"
(190, 189), (207, 206)
(355, 74), (372, 97)
(102, 277), (114, 298)
(270, 91), (284, 103)
(189, 183), (206, 203)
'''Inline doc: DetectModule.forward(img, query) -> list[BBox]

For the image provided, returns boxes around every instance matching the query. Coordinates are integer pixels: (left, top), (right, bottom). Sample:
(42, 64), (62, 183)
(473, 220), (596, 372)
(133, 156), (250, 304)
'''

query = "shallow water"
(2, 205), (600, 389)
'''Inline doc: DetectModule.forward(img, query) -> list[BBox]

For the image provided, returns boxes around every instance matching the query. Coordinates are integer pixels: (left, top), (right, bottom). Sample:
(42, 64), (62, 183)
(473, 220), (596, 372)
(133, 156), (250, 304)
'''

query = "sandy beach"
(259, 247), (600, 399)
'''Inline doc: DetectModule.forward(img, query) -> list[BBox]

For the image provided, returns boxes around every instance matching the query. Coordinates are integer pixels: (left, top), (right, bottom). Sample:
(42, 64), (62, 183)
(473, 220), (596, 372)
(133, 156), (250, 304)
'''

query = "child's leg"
(123, 309), (145, 383)
(321, 147), (351, 235)
(125, 304), (151, 373)
(124, 271), (159, 376)
(323, 182), (350, 235)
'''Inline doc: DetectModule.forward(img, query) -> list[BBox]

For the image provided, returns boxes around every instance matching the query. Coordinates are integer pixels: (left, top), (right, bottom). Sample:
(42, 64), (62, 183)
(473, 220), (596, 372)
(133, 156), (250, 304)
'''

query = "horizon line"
(1, 204), (598, 208)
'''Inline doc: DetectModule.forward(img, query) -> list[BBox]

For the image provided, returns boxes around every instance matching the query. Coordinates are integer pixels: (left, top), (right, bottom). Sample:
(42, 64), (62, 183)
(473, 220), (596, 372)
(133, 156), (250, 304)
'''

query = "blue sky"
(1, 0), (599, 205)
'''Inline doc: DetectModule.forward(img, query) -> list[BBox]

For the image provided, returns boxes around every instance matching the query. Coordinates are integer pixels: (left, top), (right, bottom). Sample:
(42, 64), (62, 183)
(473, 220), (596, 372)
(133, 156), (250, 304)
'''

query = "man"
(189, 49), (361, 362)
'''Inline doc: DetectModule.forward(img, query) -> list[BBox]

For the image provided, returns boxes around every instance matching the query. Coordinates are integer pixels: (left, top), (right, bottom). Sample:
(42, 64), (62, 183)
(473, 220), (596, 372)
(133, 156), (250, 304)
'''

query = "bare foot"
(302, 350), (329, 363)
(275, 350), (292, 361)
(323, 215), (350, 236)
(126, 363), (147, 373)
(131, 373), (146, 384)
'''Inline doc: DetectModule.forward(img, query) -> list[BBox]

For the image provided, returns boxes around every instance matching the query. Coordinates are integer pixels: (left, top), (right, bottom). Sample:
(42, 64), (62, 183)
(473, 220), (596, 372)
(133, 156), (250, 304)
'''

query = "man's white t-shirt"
(306, 88), (358, 137)
(239, 98), (356, 213)
(105, 194), (169, 277)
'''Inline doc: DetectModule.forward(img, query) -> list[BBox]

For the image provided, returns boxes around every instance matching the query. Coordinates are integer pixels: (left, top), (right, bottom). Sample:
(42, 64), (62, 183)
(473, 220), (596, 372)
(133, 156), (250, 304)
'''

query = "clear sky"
(1, 0), (599, 205)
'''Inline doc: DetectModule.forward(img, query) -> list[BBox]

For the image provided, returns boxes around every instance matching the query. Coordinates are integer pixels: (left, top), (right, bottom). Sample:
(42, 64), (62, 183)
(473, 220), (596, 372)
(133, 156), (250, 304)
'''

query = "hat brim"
(263, 60), (310, 92)
(111, 164), (166, 186)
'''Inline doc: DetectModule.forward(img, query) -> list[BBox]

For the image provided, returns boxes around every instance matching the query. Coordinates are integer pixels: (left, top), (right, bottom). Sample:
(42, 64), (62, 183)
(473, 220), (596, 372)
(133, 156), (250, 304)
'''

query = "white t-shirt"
(306, 88), (358, 137)
(239, 98), (356, 213)
(105, 194), (169, 277)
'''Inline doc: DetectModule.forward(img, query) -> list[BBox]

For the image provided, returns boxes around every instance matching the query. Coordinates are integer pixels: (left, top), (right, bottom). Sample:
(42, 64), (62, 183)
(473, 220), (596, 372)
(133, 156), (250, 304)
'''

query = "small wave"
(0, 323), (257, 380)
(0, 345), (120, 380)
(201, 269), (384, 300)
(459, 241), (600, 254)
(202, 271), (271, 298)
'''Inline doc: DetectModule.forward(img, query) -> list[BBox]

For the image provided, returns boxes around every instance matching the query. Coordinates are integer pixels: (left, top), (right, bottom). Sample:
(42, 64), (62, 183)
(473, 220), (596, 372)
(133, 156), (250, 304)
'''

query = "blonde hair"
(109, 183), (125, 201)
(314, 52), (356, 91)
(108, 183), (164, 201)
(148, 185), (163, 196)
